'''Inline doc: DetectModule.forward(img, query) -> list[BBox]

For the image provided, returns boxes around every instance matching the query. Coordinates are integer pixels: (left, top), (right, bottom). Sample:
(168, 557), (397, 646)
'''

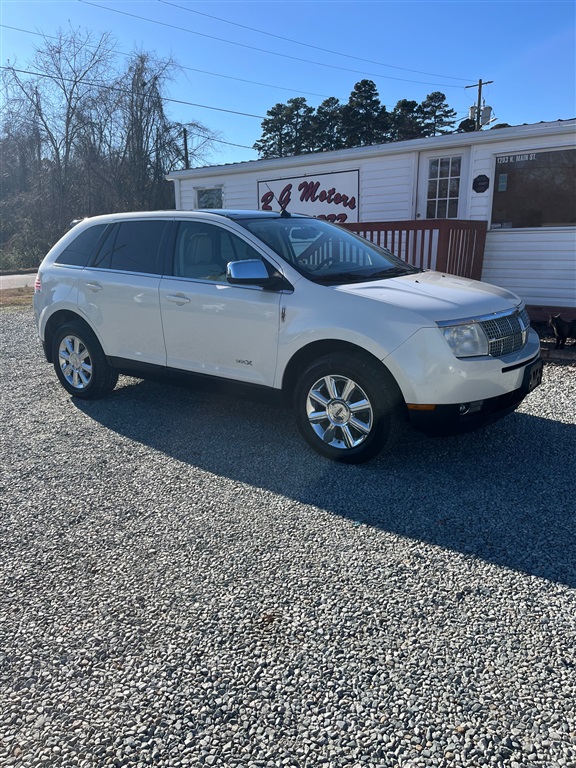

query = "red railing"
(343, 220), (487, 280)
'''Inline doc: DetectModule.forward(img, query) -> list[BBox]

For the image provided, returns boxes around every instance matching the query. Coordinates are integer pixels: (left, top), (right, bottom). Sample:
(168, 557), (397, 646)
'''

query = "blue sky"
(1, 0), (575, 167)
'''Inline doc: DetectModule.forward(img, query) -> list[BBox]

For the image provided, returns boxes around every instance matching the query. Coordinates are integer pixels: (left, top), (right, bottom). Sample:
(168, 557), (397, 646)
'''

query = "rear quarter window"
(55, 224), (108, 267)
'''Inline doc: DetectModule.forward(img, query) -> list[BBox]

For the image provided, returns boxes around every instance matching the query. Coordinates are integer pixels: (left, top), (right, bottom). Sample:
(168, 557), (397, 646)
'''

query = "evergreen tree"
(418, 91), (457, 136)
(253, 85), (461, 159)
(389, 99), (422, 140)
(253, 103), (289, 158)
(253, 98), (315, 158)
(457, 118), (477, 132)
(312, 97), (345, 151)
(340, 80), (389, 147)
(284, 97), (315, 155)
(254, 94), (345, 158)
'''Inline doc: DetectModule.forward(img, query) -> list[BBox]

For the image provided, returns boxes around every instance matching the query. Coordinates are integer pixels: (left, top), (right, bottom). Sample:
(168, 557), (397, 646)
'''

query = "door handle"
(85, 281), (103, 292)
(166, 293), (191, 305)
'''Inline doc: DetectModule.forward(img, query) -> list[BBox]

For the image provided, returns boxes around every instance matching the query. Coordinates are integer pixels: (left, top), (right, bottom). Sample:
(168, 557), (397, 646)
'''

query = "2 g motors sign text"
(258, 170), (359, 223)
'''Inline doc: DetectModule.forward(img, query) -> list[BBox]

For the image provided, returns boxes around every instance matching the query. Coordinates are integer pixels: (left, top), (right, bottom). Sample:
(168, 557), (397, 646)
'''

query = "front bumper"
(408, 355), (543, 435)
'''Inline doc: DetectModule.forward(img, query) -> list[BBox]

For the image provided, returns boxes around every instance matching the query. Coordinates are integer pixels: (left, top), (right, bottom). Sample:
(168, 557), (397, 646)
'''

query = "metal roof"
(166, 119), (576, 181)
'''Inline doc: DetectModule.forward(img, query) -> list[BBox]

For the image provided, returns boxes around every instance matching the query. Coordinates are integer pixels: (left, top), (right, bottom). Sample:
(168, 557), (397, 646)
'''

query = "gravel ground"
(1, 308), (575, 768)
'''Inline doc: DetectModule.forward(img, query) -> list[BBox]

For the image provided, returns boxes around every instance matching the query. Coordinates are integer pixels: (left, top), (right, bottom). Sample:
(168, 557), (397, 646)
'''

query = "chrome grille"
(480, 308), (530, 357)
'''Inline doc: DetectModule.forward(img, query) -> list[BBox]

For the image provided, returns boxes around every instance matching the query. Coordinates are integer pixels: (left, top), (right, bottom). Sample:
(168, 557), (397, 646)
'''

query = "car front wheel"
(294, 353), (404, 463)
(52, 322), (118, 399)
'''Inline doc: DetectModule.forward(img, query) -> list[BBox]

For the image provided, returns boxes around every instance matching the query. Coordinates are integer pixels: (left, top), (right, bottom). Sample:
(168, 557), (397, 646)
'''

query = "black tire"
(52, 321), (118, 399)
(293, 353), (404, 463)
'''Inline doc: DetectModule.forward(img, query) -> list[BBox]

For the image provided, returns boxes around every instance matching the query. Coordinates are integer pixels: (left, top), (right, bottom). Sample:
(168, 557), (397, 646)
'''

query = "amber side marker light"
(407, 404), (437, 411)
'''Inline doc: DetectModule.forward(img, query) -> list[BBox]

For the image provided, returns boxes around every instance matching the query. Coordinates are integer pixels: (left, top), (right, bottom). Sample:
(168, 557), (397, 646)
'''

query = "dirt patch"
(0, 286), (34, 309)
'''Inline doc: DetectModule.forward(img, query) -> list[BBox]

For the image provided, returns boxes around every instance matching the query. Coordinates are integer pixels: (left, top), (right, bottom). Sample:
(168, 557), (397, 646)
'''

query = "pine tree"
(284, 97), (315, 155)
(340, 80), (389, 147)
(389, 99), (423, 140)
(418, 92), (457, 136)
(253, 103), (290, 158)
(312, 97), (345, 151)
(253, 98), (314, 158)
(253, 86), (460, 159)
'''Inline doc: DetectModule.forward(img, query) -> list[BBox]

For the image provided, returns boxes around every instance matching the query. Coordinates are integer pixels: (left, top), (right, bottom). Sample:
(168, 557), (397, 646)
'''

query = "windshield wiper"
(313, 272), (379, 285)
(367, 267), (420, 279)
(314, 267), (419, 285)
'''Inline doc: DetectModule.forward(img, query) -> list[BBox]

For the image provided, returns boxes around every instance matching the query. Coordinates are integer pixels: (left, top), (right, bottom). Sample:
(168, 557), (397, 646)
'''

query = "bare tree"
(1, 31), (217, 268)
(116, 53), (182, 209)
(3, 28), (116, 232)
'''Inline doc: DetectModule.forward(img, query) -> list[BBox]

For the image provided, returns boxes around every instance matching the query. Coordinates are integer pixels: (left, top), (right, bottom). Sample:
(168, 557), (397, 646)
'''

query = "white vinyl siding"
(179, 184), (197, 210)
(359, 154), (415, 221)
(482, 228), (576, 306)
(175, 154), (416, 222)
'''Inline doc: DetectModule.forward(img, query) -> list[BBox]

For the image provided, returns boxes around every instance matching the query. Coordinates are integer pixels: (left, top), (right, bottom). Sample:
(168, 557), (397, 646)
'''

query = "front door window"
(426, 156), (461, 219)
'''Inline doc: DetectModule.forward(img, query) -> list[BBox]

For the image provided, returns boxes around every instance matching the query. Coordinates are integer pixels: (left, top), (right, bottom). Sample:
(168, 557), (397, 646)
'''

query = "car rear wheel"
(294, 353), (404, 463)
(52, 322), (118, 399)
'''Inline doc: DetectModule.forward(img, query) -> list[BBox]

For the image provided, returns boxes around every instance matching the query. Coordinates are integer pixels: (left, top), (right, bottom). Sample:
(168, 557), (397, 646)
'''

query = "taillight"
(34, 274), (42, 292)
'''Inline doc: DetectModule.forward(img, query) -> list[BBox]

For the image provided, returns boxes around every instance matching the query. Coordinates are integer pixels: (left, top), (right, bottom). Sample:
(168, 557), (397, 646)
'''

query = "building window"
(196, 188), (223, 209)
(426, 156), (461, 219)
(491, 148), (576, 228)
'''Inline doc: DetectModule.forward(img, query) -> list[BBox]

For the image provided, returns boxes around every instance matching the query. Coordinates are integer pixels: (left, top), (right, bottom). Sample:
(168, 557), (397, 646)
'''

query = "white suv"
(34, 210), (543, 462)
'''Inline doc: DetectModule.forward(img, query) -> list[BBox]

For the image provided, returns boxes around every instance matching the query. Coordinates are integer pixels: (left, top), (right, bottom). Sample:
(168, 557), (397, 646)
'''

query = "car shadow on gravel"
(75, 377), (575, 588)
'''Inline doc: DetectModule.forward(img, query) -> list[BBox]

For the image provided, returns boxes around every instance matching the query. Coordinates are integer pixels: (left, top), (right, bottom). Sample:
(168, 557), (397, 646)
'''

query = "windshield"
(236, 217), (420, 284)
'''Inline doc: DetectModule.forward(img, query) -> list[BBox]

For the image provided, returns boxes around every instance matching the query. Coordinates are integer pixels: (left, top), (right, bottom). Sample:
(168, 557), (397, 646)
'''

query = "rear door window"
(92, 220), (169, 274)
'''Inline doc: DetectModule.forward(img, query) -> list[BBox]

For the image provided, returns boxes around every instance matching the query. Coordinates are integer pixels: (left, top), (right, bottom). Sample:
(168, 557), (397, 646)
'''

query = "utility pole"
(183, 127), (190, 170)
(465, 79), (494, 130)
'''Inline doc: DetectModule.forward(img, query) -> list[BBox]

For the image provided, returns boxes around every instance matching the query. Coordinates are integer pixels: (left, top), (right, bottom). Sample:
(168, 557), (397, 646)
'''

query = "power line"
(187, 134), (255, 152)
(182, 67), (327, 99)
(0, 28), (262, 152)
(0, 23), (329, 99)
(78, 0), (471, 89)
(1, 64), (259, 151)
(1, 20), (476, 152)
(158, 0), (474, 83)
(1, 65), (266, 123)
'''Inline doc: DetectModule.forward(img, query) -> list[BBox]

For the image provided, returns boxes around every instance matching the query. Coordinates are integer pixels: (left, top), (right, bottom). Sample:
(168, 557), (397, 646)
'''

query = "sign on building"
(258, 170), (359, 223)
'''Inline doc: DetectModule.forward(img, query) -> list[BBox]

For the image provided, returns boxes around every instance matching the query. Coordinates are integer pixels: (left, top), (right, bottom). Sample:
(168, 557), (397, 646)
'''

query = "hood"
(336, 271), (522, 323)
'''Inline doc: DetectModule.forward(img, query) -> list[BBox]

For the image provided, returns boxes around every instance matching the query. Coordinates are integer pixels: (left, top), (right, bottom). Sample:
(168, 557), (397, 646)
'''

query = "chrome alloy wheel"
(305, 374), (374, 449)
(58, 335), (93, 390)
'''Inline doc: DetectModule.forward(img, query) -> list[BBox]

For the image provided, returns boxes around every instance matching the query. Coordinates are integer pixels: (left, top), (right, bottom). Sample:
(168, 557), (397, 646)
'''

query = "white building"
(167, 120), (576, 316)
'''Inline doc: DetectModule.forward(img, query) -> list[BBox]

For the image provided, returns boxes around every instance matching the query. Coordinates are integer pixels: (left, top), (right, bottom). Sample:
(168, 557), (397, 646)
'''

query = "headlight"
(439, 322), (489, 357)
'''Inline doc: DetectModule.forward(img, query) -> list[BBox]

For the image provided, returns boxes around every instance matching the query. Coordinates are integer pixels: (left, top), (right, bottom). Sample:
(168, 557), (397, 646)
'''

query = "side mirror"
(227, 259), (289, 291)
(227, 259), (270, 285)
